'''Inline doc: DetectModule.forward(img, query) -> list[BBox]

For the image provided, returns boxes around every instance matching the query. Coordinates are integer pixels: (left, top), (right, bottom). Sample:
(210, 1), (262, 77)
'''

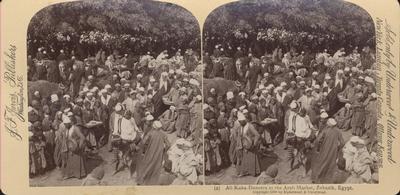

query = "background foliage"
(204, 0), (375, 56)
(27, 0), (200, 57)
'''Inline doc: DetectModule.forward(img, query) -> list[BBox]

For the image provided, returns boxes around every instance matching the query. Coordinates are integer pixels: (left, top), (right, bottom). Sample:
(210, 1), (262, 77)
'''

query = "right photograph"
(203, 0), (377, 185)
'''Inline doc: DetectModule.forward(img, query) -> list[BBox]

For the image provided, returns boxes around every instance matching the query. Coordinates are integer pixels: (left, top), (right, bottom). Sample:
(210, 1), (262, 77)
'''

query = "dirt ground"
(30, 131), (180, 187)
(30, 129), (352, 186)
(205, 130), (353, 185)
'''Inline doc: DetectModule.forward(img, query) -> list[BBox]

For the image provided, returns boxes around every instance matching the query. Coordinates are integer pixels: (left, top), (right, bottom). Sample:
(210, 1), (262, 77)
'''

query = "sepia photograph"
(203, 0), (378, 185)
(27, 0), (203, 186)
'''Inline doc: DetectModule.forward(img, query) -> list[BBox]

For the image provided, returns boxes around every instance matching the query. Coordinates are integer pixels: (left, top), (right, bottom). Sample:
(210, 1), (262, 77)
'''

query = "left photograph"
(27, 0), (203, 186)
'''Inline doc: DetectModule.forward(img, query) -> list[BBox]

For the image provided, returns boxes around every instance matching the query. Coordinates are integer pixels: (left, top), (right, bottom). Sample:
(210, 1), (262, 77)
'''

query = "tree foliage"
(204, 0), (375, 54)
(28, 0), (200, 56)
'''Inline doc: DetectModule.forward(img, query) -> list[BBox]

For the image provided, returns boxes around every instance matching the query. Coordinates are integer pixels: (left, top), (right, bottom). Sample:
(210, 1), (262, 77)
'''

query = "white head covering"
(152, 121), (162, 129)
(51, 94), (58, 103)
(146, 115), (154, 121)
(226, 91), (234, 100)
(325, 75), (332, 80)
(62, 117), (71, 124)
(237, 112), (246, 121)
(63, 108), (71, 113)
(364, 76), (375, 84)
(350, 136), (365, 145)
(290, 101), (298, 109)
(115, 103), (122, 111)
(320, 112), (328, 119)
(189, 79), (200, 86)
(327, 118), (337, 126)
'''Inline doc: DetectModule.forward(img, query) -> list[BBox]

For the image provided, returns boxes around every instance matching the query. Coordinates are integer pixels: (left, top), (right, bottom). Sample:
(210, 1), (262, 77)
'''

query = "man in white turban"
(137, 120), (170, 185)
(108, 103), (124, 152)
(311, 118), (344, 183)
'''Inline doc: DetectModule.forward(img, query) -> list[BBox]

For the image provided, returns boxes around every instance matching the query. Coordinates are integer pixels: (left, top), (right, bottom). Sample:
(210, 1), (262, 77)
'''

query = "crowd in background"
(28, 43), (203, 185)
(203, 44), (379, 184)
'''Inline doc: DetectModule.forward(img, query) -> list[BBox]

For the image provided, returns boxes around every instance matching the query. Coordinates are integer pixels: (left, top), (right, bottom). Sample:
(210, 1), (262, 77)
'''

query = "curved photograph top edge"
(26, 0), (204, 187)
(202, 0), (378, 185)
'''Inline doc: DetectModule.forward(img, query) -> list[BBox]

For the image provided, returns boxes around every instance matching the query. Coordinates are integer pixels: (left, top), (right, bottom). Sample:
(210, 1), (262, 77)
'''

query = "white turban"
(327, 118), (337, 126)
(51, 94), (58, 103)
(320, 112), (328, 119)
(62, 116), (71, 124)
(350, 136), (365, 145)
(290, 101), (298, 109)
(196, 95), (202, 101)
(152, 121), (162, 129)
(364, 76), (375, 84)
(115, 103), (122, 111)
(237, 112), (246, 121)
(189, 79), (200, 86)
(146, 115), (154, 121)
(226, 91), (234, 100)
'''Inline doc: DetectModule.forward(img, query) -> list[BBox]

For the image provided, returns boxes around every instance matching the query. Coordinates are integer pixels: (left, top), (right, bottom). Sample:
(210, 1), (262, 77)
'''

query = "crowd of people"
(28, 43), (203, 185)
(203, 44), (379, 184)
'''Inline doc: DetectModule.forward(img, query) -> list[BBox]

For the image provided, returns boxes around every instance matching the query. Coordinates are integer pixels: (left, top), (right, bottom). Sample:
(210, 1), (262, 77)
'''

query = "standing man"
(311, 118), (344, 183)
(235, 112), (261, 177)
(137, 121), (170, 185)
